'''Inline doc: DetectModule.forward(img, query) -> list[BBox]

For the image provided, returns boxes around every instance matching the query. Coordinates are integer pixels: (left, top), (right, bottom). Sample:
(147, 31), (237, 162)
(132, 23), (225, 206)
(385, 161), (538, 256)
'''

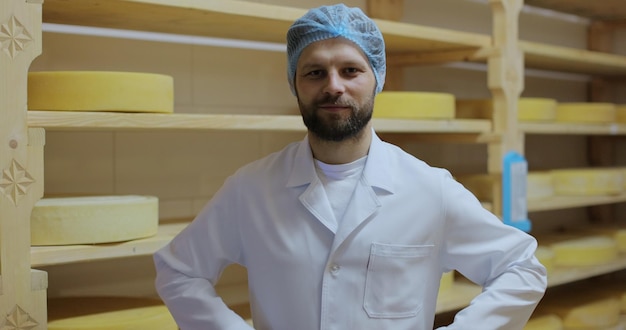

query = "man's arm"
(438, 175), (547, 329)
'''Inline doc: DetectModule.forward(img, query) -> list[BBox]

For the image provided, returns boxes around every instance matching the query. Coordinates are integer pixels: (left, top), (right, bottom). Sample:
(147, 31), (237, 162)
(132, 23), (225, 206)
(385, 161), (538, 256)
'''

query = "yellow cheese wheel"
(31, 195), (158, 245)
(373, 91), (455, 119)
(524, 314), (563, 330)
(455, 98), (557, 121)
(48, 297), (178, 330)
(439, 271), (454, 294)
(550, 235), (618, 267)
(537, 281), (625, 330)
(527, 171), (554, 199)
(28, 71), (174, 113)
(551, 168), (623, 196)
(559, 297), (621, 329)
(585, 226), (626, 253)
(535, 246), (555, 274)
(555, 102), (616, 124)
(615, 105), (626, 123)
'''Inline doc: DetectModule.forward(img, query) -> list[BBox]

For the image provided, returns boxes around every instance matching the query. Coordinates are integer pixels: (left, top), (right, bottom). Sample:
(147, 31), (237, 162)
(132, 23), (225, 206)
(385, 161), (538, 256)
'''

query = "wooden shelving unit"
(2, 0), (625, 326)
(40, 0), (490, 55)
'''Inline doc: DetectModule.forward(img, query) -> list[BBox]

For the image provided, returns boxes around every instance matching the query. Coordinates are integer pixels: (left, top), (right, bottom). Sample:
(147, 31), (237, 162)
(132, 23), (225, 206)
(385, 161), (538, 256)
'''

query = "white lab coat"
(154, 132), (547, 330)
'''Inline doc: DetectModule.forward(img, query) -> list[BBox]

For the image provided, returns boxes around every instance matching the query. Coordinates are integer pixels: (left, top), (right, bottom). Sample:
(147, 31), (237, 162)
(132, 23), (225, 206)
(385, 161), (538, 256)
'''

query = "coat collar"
(286, 129), (395, 194)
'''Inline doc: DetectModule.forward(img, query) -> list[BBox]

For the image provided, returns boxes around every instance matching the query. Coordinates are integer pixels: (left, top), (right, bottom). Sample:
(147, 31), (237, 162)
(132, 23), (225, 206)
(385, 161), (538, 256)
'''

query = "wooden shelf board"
(528, 193), (626, 212)
(373, 118), (491, 133)
(27, 111), (491, 134)
(520, 122), (626, 135)
(31, 222), (188, 267)
(521, 41), (626, 76)
(548, 254), (626, 287)
(524, 0), (626, 21)
(41, 0), (490, 54)
(27, 111), (307, 131)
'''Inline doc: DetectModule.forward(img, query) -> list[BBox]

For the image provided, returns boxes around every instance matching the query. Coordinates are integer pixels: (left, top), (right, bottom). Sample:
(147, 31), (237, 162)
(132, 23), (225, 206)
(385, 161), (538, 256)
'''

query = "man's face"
(294, 38), (377, 142)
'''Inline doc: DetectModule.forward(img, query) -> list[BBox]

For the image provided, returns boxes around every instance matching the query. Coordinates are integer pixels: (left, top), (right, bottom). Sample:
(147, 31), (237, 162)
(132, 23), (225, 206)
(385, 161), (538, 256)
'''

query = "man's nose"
(323, 71), (345, 96)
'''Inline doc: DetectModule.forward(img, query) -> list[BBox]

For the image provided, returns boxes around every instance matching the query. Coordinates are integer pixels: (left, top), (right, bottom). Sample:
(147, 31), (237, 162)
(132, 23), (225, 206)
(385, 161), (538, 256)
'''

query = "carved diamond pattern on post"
(0, 305), (38, 330)
(0, 16), (33, 59)
(0, 159), (34, 206)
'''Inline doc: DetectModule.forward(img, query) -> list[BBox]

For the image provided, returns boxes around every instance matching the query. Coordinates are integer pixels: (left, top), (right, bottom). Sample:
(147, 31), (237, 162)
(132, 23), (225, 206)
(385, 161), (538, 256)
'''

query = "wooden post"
(366, 0), (404, 91)
(587, 20), (616, 224)
(0, 0), (47, 328)
(487, 0), (524, 217)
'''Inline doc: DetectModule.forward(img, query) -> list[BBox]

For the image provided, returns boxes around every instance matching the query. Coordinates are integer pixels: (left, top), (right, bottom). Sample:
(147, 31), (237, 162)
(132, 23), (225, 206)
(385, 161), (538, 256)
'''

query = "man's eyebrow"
(298, 63), (323, 71)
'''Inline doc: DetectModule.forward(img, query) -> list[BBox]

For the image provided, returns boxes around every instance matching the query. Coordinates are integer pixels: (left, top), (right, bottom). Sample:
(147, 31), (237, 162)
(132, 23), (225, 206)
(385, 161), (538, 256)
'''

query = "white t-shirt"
(314, 156), (367, 228)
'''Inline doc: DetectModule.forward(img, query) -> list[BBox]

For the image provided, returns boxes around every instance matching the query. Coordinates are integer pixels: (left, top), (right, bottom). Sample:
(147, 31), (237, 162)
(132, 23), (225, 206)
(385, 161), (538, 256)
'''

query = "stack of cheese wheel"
(373, 91), (455, 119)
(551, 167), (623, 196)
(31, 195), (159, 245)
(527, 171), (554, 200)
(47, 297), (178, 330)
(455, 98), (557, 121)
(537, 284), (622, 330)
(523, 314), (563, 330)
(28, 71), (174, 113)
(584, 225), (626, 253)
(555, 102), (616, 124)
(542, 234), (618, 267)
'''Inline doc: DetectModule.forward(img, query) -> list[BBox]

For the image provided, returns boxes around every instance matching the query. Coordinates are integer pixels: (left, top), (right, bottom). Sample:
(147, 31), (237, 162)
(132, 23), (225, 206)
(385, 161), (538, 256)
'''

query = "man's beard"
(298, 93), (374, 142)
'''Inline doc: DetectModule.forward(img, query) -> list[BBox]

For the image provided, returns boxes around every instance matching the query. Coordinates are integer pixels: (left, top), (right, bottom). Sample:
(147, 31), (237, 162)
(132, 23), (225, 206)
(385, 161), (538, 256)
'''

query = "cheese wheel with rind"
(373, 91), (455, 119)
(527, 171), (554, 199)
(537, 280), (624, 330)
(555, 102), (616, 123)
(47, 297), (178, 330)
(584, 226), (626, 253)
(28, 71), (174, 113)
(31, 195), (158, 245)
(616, 105), (626, 123)
(439, 271), (454, 294)
(560, 297), (621, 329)
(550, 235), (618, 267)
(455, 98), (557, 121)
(551, 168), (623, 196)
(523, 314), (563, 330)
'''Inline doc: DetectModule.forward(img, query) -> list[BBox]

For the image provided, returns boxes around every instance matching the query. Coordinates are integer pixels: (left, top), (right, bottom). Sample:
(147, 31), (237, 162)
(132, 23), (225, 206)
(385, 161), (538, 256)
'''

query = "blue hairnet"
(286, 4), (386, 95)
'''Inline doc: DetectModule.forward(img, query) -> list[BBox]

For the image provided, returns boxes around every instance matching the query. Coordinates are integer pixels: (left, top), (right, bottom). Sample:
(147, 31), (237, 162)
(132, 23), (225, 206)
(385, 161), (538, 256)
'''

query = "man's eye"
(304, 70), (325, 79)
(343, 67), (362, 76)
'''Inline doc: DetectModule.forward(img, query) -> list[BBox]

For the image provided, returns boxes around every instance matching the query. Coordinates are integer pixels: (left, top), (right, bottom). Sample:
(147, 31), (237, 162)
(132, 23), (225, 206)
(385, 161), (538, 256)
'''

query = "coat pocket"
(363, 242), (434, 318)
